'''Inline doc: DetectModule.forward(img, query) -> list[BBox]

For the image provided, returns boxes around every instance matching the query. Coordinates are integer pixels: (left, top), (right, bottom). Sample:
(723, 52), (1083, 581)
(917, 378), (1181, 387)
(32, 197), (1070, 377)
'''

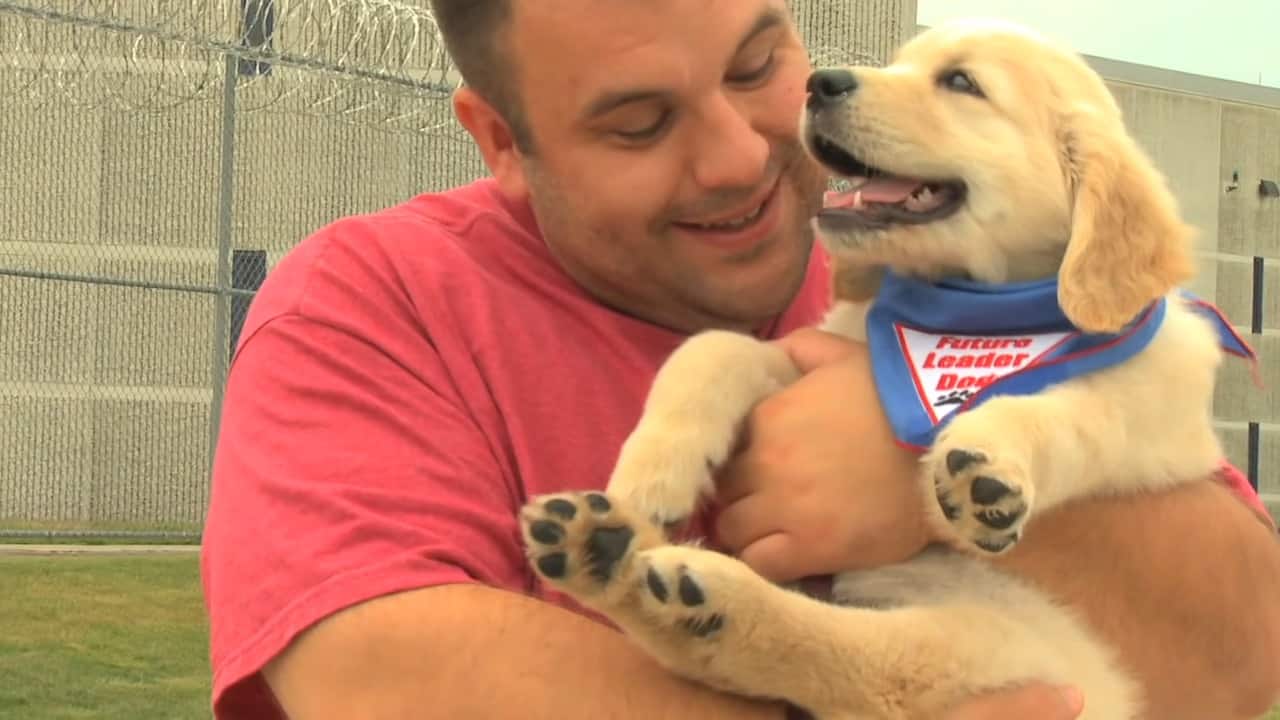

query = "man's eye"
(614, 111), (671, 143)
(728, 51), (776, 85)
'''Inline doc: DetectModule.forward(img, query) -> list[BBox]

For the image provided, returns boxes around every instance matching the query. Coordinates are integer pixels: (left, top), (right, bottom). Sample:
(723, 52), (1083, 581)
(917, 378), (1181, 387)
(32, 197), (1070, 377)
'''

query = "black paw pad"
(680, 613), (725, 638)
(975, 534), (1017, 553)
(970, 475), (1013, 505)
(536, 552), (568, 578)
(678, 573), (705, 606)
(646, 567), (669, 602)
(544, 498), (577, 520)
(529, 520), (564, 545)
(584, 526), (634, 581)
(975, 506), (1023, 530)
(946, 449), (987, 476)
(586, 493), (611, 513)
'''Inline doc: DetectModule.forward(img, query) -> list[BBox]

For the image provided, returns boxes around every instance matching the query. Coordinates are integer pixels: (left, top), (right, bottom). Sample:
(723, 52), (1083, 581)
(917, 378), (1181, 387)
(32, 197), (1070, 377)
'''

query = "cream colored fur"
(518, 18), (1239, 720)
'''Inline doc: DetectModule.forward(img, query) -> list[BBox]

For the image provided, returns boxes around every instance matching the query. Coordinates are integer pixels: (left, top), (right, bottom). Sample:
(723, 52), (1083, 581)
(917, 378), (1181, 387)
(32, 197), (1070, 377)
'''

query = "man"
(200, 2), (1280, 719)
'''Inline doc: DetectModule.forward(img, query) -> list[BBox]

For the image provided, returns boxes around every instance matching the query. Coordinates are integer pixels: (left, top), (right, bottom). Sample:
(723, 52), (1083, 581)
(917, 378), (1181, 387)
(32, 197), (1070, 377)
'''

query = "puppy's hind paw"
(633, 546), (739, 640)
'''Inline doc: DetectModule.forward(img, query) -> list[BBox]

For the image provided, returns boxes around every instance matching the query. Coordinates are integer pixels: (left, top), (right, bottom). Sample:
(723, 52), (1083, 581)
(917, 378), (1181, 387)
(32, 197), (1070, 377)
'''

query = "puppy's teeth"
(853, 191), (865, 210)
(830, 177), (870, 194)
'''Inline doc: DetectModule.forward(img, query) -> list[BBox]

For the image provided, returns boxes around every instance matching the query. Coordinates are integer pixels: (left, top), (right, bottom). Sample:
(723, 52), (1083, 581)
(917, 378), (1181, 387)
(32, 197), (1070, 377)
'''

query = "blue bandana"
(865, 271), (1257, 452)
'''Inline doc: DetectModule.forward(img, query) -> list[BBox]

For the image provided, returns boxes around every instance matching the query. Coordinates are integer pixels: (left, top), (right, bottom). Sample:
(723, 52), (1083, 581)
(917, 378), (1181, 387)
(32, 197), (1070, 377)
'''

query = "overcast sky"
(917, 0), (1278, 89)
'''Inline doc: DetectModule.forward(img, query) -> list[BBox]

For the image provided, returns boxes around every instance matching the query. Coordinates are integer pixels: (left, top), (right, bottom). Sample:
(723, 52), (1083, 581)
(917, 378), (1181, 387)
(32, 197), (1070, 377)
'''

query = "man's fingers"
(943, 683), (1084, 720)
(772, 328), (864, 374)
(714, 494), (782, 555)
(735, 532), (809, 583)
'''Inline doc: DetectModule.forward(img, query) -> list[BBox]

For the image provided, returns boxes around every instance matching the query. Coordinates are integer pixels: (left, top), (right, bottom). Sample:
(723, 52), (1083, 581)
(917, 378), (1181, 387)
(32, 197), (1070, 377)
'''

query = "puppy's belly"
(831, 545), (1030, 610)
(832, 547), (1140, 719)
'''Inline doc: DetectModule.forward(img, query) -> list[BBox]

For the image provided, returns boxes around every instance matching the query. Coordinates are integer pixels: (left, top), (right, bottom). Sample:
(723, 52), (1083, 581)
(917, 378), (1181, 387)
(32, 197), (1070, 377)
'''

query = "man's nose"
(806, 69), (858, 110)
(689, 95), (769, 191)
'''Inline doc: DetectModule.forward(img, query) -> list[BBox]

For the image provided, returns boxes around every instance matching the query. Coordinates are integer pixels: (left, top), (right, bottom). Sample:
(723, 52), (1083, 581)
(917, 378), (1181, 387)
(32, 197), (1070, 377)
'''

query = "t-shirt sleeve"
(1217, 461), (1276, 531)
(202, 304), (528, 715)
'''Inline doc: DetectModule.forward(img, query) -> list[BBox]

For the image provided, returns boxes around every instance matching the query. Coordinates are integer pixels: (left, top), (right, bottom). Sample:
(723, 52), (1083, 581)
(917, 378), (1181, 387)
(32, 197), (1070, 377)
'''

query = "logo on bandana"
(896, 327), (1071, 424)
(863, 270), (1259, 451)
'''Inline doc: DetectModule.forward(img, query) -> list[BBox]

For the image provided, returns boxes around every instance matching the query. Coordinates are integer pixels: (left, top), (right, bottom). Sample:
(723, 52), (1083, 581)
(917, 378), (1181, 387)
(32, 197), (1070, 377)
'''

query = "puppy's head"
(801, 18), (1194, 333)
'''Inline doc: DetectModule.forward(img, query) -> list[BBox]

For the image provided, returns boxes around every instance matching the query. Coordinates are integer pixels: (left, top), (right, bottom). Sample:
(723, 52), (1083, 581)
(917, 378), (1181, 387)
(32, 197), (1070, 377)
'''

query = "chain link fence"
(0, 0), (913, 542)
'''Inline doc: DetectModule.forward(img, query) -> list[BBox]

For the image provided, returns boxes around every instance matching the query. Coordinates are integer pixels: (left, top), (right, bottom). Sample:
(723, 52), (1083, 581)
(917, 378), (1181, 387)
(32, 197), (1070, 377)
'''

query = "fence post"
(209, 52), (239, 476)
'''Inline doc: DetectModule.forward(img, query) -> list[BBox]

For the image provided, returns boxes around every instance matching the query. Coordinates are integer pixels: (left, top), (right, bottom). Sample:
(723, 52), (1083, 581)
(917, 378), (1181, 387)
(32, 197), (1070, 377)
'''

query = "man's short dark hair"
(429, 0), (534, 150)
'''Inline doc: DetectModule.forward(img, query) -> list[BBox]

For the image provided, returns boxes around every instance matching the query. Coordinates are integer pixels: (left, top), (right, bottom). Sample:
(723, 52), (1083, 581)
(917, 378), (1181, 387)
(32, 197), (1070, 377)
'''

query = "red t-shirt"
(201, 178), (833, 717)
(201, 178), (1272, 718)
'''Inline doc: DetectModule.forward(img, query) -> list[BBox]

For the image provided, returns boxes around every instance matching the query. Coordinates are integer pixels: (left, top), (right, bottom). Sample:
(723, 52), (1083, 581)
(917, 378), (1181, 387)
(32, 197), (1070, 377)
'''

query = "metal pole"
(1249, 256), (1265, 491)
(209, 53), (238, 476)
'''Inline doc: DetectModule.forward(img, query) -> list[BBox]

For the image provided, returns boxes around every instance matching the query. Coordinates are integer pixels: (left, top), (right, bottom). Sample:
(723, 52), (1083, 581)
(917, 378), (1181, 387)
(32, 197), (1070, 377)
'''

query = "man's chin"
(713, 248), (813, 324)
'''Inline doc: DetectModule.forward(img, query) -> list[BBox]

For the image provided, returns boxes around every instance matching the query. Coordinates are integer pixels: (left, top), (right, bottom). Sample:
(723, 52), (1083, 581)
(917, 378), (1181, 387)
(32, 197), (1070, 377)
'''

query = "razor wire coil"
(0, 0), (468, 135)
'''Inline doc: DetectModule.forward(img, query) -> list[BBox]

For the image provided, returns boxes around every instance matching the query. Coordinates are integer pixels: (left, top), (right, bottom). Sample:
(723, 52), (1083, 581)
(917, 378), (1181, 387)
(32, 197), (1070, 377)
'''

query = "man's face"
(497, 0), (828, 334)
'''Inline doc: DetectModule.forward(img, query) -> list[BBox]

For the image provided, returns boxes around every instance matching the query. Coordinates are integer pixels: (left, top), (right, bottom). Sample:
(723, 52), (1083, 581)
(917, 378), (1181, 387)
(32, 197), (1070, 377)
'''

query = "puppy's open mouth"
(810, 134), (967, 231)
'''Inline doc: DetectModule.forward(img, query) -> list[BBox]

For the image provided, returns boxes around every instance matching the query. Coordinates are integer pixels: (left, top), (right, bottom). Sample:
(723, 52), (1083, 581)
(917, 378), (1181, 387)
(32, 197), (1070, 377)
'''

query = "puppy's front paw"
(924, 437), (1034, 554)
(520, 491), (666, 607)
(607, 422), (738, 531)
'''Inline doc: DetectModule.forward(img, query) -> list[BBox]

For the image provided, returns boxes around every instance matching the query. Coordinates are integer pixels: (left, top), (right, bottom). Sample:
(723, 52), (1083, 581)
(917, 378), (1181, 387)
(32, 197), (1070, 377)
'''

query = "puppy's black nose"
(807, 69), (858, 108)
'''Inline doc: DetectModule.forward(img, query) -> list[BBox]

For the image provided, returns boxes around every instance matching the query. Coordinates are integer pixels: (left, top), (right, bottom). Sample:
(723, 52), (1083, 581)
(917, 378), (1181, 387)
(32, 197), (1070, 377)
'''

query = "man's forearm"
(995, 479), (1280, 720)
(263, 583), (787, 720)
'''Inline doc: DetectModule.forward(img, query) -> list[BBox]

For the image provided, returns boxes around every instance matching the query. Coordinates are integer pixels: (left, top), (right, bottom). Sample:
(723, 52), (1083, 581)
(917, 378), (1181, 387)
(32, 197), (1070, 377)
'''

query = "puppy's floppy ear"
(1057, 110), (1196, 333)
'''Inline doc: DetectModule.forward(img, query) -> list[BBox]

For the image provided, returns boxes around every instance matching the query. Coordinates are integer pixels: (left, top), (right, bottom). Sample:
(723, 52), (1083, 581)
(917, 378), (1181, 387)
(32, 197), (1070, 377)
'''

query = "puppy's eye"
(938, 69), (984, 98)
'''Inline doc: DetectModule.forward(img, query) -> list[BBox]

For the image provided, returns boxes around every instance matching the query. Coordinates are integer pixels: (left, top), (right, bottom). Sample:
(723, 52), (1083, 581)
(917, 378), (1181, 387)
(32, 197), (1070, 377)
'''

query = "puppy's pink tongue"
(825, 178), (923, 208)
(861, 178), (925, 202)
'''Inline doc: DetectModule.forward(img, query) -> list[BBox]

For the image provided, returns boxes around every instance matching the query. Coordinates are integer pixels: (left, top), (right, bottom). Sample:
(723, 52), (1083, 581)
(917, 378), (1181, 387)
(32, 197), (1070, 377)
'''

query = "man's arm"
(262, 582), (1089, 720)
(262, 584), (786, 720)
(995, 479), (1280, 720)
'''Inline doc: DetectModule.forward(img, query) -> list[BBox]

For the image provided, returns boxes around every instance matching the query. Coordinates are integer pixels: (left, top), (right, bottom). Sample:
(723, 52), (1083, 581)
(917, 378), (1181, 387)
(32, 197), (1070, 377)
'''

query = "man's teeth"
(694, 202), (764, 230)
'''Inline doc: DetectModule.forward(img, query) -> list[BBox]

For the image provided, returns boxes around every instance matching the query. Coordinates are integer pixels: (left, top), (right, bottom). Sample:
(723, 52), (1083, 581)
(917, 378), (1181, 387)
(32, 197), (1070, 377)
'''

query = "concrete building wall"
(0, 14), (486, 529)
(6, 3), (1278, 529)
(0, 1), (915, 531)
(1093, 65), (1280, 518)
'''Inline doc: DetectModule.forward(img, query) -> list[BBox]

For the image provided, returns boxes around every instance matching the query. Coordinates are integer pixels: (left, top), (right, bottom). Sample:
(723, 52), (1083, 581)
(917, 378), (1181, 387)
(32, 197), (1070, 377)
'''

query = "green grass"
(0, 552), (1274, 719)
(0, 554), (210, 719)
(0, 519), (202, 545)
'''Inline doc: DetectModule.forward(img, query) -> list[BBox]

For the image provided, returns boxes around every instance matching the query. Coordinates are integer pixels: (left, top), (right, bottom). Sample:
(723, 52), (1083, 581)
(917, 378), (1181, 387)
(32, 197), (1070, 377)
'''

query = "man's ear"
(453, 87), (529, 200)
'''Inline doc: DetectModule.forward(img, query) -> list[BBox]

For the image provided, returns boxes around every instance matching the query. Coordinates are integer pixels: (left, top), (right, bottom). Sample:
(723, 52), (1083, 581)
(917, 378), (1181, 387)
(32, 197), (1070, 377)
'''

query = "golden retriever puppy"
(517, 18), (1256, 720)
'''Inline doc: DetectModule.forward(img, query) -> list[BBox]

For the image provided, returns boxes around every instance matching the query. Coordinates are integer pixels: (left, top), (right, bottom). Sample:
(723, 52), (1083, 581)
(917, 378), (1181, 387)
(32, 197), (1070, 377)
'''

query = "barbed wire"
(0, 0), (470, 135)
(0, 0), (892, 137)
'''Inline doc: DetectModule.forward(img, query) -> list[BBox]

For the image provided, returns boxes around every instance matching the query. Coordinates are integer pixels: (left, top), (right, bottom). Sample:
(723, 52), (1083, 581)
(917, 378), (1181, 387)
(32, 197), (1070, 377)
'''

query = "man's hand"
(713, 329), (930, 582)
(943, 684), (1084, 720)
